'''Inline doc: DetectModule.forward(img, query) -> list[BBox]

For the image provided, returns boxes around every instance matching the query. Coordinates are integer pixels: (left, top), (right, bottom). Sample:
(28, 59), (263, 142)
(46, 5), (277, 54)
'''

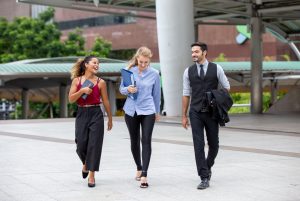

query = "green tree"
(0, 7), (112, 63)
(63, 28), (86, 56)
(0, 8), (63, 63)
(89, 37), (112, 57)
(38, 7), (55, 22)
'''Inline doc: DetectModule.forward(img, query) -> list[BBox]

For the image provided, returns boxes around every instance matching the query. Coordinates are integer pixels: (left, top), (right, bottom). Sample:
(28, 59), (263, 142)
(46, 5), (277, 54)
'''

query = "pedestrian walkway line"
(1, 131), (299, 158)
(224, 126), (300, 136)
(151, 121), (300, 136)
(151, 138), (300, 158)
(0, 131), (74, 144)
(220, 145), (300, 158)
(101, 118), (300, 135)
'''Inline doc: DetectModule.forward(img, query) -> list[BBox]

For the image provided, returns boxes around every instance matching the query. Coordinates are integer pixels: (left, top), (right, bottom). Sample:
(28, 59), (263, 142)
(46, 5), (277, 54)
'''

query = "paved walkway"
(0, 113), (299, 201)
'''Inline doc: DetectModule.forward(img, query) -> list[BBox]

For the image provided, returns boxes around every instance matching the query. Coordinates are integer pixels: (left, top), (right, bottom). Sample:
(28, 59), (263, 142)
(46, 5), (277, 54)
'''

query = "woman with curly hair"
(69, 55), (113, 188)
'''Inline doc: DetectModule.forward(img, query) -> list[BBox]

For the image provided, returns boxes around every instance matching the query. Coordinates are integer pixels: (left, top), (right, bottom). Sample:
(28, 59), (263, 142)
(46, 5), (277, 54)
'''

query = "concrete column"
(21, 88), (29, 119)
(270, 79), (278, 106)
(59, 84), (68, 118)
(250, 16), (263, 114)
(49, 102), (53, 118)
(156, 0), (195, 116)
(107, 81), (116, 116)
(31, 5), (48, 18)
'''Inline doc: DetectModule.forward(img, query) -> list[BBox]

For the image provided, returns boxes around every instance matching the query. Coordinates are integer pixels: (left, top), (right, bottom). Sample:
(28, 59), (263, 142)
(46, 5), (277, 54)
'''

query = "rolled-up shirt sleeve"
(119, 79), (129, 95)
(216, 64), (230, 90)
(183, 68), (191, 96)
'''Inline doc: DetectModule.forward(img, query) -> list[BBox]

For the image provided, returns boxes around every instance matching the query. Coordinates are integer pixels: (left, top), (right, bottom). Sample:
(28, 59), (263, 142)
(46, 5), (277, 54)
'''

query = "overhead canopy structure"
(0, 57), (299, 118)
(1, 57), (299, 99)
(0, 58), (127, 106)
(0, 57), (126, 118)
(15, 0), (300, 115)
(17, 0), (300, 44)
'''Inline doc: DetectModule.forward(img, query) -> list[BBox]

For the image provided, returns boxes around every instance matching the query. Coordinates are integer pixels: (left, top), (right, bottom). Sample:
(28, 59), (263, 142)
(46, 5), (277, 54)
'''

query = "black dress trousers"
(75, 106), (104, 171)
(189, 109), (219, 179)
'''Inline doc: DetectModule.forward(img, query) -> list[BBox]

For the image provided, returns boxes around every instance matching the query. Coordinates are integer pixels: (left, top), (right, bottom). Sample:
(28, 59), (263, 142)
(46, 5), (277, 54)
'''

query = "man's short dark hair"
(191, 42), (208, 52)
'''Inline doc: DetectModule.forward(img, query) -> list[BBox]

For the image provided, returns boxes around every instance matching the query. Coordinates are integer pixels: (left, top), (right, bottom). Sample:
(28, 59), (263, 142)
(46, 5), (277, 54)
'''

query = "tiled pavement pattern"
(0, 113), (299, 201)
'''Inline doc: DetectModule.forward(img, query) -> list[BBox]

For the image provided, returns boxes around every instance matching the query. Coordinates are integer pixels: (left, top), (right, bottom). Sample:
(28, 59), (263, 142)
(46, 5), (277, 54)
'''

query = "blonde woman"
(69, 55), (113, 188)
(119, 47), (161, 188)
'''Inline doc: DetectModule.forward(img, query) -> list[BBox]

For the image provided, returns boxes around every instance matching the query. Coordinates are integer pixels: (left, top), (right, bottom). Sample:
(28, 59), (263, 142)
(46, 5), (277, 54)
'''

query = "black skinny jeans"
(125, 113), (156, 177)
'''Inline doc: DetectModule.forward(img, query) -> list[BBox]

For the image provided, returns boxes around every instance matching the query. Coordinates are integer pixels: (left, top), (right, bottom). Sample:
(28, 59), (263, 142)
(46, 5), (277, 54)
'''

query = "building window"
(56, 15), (136, 30)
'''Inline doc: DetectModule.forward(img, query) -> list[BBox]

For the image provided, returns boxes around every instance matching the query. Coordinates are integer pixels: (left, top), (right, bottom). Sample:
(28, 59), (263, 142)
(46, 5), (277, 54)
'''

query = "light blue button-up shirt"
(119, 66), (161, 117)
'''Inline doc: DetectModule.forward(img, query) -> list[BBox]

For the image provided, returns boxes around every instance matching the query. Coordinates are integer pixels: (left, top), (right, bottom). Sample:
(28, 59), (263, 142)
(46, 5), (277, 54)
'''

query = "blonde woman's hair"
(70, 56), (98, 80)
(127, 46), (153, 69)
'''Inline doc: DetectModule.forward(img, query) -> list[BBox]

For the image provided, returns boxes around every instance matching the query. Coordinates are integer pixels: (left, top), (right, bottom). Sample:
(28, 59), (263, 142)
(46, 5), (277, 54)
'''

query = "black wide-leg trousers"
(125, 113), (156, 177)
(189, 109), (219, 180)
(75, 106), (104, 171)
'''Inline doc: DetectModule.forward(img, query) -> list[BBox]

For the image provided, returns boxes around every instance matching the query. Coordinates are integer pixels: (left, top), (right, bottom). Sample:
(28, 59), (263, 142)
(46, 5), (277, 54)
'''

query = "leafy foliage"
(213, 53), (228, 62)
(229, 92), (287, 113)
(281, 54), (291, 61)
(229, 93), (250, 113)
(89, 37), (112, 57)
(0, 7), (112, 63)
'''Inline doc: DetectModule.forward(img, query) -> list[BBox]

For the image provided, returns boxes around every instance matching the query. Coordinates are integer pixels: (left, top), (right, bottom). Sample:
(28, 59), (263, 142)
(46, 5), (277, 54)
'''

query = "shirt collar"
(196, 59), (208, 68)
(133, 65), (150, 74)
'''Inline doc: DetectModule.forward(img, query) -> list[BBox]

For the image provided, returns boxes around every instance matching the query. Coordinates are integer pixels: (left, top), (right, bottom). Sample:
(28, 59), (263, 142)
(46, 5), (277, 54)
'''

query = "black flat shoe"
(82, 171), (89, 179)
(140, 182), (149, 188)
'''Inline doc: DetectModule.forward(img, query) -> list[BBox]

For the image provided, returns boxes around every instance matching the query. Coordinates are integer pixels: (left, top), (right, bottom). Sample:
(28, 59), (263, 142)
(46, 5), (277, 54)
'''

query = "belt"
(200, 107), (210, 112)
(78, 104), (101, 108)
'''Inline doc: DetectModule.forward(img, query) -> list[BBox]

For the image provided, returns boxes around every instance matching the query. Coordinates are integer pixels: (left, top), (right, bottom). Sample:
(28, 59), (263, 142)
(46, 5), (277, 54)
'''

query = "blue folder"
(121, 69), (137, 100)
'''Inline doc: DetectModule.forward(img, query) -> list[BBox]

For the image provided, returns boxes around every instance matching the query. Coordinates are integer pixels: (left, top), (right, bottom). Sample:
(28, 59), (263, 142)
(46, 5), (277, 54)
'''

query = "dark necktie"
(200, 64), (204, 80)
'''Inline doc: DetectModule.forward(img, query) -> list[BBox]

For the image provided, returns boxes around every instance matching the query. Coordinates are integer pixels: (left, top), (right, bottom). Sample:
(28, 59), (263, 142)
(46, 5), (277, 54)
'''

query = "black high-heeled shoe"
(88, 182), (95, 188)
(88, 178), (96, 188)
(82, 170), (89, 179)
